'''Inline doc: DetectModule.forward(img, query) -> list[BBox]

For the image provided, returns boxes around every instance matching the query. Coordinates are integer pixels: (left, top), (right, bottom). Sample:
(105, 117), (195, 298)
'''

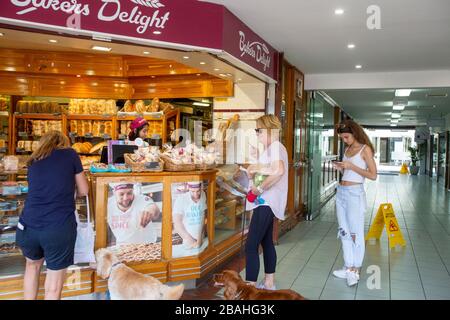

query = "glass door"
(306, 91), (324, 220)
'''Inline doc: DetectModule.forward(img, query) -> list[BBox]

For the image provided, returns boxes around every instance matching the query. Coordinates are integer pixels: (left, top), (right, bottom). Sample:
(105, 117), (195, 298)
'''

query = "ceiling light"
(86, 70), (95, 75)
(143, 51), (150, 55)
(355, 65), (362, 69)
(91, 82), (98, 86)
(91, 45), (112, 52)
(335, 9), (344, 15)
(153, 31), (162, 35)
(391, 113), (401, 119)
(5, 67), (16, 72)
(196, 73), (201, 76)
(393, 105), (405, 111)
(214, 68), (220, 71)
(170, 70), (176, 75)
(183, 56), (189, 60)
(237, 78), (242, 81)
(390, 124), (398, 127)
(193, 102), (210, 107)
(391, 119), (399, 123)
(395, 89), (412, 97)
(0, 33), (4, 37)
(219, 73), (227, 77)
(60, 81), (66, 85)
(49, 39), (58, 43)
(200, 62), (206, 65)
(76, 75), (81, 78)
(347, 43), (355, 49)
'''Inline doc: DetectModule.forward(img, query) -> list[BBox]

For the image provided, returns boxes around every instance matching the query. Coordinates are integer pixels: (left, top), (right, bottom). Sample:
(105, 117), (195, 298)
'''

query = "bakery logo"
(9, 0), (170, 35)
(239, 31), (271, 71)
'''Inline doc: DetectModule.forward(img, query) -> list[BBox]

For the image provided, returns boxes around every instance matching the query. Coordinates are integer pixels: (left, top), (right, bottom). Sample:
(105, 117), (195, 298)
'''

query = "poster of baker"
(171, 181), (209, 258)
(106, 182), (163, 263)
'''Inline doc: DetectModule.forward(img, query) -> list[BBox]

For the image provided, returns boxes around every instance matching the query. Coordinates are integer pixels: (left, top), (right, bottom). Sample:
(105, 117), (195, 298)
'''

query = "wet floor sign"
(400, 163), (409, 174)
(365, 203), (406, 249)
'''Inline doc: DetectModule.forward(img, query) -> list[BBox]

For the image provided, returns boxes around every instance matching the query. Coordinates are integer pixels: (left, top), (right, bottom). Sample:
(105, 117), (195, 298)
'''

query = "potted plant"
(408, 146), (420, 175)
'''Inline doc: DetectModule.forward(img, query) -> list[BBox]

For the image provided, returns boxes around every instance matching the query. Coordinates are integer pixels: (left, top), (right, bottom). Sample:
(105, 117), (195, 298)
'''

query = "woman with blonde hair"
(333, 119), (377, 286)
(16, 131), (89, 300)
(245, 114), (289, 290)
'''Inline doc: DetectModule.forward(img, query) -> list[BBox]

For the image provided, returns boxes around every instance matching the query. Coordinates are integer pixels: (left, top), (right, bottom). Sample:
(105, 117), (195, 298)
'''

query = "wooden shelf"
(67, 114), (115, 120)
(14, 113), (63, 120)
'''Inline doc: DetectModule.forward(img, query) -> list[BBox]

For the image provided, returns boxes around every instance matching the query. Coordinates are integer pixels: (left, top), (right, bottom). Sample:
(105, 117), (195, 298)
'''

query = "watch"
(256, 185), (264, 194)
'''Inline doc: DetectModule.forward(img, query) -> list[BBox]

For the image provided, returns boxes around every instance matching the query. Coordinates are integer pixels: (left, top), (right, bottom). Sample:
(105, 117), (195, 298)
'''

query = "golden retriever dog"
(95, 248), (184, 300)
(214, 270), (306, 300)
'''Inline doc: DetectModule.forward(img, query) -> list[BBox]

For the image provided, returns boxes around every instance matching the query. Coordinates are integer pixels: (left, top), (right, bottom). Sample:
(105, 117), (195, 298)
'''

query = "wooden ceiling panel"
(124, 56), (202, 77)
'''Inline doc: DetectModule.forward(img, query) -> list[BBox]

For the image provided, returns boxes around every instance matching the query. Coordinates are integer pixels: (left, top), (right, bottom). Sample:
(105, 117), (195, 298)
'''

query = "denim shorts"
(16, 217), (77, 271)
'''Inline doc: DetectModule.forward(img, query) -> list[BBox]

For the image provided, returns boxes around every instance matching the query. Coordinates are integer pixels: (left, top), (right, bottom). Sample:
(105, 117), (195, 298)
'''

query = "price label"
(84, 133), (93, 138)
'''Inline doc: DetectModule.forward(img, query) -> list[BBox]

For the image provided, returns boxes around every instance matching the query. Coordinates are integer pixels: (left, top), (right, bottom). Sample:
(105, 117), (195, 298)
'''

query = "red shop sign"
(0, 0), (279, 81)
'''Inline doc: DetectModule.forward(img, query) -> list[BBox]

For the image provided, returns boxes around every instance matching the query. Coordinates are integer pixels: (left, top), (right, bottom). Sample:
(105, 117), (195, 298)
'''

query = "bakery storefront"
(0, 0), (279, 299)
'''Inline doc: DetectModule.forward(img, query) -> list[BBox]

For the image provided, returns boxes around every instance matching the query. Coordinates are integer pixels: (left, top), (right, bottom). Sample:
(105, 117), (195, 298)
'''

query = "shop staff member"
(16, 131), (89, 300)
(128, 117), (149, 142)
(107, 183), (161, 245)
(172, 182), (207, 249)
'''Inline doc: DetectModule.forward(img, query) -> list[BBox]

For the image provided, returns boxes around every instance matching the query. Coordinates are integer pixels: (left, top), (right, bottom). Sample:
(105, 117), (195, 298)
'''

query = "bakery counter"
(0, 169), (251, 299)
(90, 169), (248, 291)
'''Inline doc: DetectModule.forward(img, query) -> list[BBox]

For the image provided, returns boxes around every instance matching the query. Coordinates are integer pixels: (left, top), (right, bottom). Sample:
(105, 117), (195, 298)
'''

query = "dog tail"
(162, 284), (184, 300)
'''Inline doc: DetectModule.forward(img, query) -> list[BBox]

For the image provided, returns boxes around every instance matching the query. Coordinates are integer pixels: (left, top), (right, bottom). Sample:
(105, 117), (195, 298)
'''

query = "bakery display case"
(214, 165), (251, 244)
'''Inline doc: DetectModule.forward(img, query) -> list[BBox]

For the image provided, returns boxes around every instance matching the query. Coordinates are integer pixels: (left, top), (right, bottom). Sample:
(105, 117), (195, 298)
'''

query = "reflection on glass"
(215, 165), (251, 244)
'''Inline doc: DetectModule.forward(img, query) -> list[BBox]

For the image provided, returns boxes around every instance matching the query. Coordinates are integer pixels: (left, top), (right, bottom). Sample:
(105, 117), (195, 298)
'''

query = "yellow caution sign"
(399, 163), (409, 174)
(365, 203), (406, 249)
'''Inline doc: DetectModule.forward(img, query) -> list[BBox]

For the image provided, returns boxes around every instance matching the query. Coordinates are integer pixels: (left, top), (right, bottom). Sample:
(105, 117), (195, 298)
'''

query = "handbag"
(74, 195), (96, 264)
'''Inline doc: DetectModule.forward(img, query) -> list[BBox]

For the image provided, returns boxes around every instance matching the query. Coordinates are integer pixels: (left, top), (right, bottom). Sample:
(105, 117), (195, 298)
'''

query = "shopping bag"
(74, 195), (96, 264)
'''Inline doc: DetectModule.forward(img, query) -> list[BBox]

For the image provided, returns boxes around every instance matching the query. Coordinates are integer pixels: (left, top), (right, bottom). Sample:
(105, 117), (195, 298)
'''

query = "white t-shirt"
(108, 194), (160, 245)
(172, 191), (207, 240)
(246, 140), (289, 220)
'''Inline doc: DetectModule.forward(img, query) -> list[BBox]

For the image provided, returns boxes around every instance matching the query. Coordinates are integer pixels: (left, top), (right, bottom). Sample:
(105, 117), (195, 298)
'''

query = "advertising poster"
(171, 181), (209, 258)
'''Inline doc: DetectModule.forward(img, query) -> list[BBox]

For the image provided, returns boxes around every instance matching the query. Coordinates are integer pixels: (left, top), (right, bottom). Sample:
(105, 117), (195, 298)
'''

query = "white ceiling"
(324, 88), (450, 127)
(206, 0), (450, 74)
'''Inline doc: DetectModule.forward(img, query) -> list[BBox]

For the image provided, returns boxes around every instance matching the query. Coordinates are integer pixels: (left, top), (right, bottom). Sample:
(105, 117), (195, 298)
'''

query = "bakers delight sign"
(9, 0), (171, 35)
(0, 0), (279, 80)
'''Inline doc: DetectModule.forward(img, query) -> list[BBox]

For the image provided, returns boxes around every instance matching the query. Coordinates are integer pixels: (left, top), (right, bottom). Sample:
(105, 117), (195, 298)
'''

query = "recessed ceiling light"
(214, 68), (220, 71)
(391, 113), (401, 119)
(151, 76), (156, 78)
(86, 70), (95, 75)
(347, 43), (355, 49)
(0, 33), (4, 37)
(91, 82), (98, 86)
(200, 62), (206, 65)
(76, 74), (81, 78)
(226, 73), (233, 77)
(196, 74), (201, 76)
(60, 81), (66, 85)
(170, 70), (176, 75)
(183, 56), (189, 59)
(335, 8), (344, 15)
(390, 124), (398, 127)
(143, 51), (150, 55)
(5, 67), (16, 72)
(91, 45), (112, 52)
(219, 73), (227, 77)
(391, 119), (399, 123)
(237, 78), (242, 81)
(355, 65), (362, 69)
(395, 89), (412, 97)
(393, 104), (406, 111)
(153, 31), (162, 35)
(49, 39), (58, 43)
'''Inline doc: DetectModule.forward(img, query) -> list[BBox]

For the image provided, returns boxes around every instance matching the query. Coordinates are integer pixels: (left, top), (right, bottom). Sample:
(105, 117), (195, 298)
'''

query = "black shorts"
(16, 217), (77, 271)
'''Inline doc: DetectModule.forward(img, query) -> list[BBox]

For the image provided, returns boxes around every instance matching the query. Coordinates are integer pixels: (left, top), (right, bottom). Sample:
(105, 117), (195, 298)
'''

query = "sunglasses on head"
(255, 128), (263, 134)
(337, 124), (352, 134)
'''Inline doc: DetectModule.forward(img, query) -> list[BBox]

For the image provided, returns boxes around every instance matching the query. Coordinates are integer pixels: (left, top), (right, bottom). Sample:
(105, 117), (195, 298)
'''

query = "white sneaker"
(256, 281), (276, 290)
(333, 267), (350, 279)
(346, 271), (359, 287)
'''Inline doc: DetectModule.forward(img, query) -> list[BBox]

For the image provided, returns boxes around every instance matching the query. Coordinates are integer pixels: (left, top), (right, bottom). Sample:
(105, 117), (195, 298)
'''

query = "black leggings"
(245, 206), (276, 282)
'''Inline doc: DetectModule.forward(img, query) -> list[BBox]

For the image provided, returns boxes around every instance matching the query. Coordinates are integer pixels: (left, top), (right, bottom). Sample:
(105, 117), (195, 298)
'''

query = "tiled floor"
(236, 174), (450, 300)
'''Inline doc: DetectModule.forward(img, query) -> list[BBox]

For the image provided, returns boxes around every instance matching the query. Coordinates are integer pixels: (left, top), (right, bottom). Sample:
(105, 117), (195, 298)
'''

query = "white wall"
(214, 82), (266, 110)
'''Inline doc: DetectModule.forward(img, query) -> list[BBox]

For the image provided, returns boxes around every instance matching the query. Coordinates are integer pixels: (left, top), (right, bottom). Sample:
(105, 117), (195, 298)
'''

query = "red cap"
(130, 117), (148, 131)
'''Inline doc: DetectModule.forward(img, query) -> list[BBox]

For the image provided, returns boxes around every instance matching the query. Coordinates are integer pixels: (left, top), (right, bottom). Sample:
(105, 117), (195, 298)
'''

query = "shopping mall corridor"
(235, 174), (450, 300)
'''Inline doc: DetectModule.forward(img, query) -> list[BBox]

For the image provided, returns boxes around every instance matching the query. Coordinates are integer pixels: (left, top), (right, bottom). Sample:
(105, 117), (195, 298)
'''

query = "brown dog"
(214, 270), (306, 300)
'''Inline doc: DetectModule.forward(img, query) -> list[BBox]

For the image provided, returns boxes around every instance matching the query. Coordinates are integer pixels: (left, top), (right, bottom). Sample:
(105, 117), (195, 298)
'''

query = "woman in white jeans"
(333, 120), (377, 287)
